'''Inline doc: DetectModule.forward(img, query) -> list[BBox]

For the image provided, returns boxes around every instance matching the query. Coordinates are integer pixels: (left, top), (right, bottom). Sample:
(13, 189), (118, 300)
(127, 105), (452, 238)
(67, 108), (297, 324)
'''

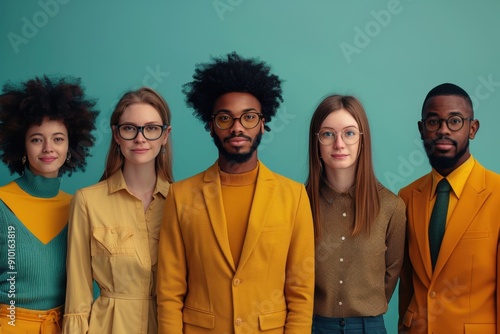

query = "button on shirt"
(314, 182), (406, 318)
(63, 170), (169, 334)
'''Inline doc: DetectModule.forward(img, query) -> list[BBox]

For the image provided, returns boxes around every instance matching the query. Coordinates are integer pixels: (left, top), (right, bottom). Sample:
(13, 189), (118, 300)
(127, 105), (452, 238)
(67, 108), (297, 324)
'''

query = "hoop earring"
(22, 154), (26, 165)
(66, 152), (71, 163)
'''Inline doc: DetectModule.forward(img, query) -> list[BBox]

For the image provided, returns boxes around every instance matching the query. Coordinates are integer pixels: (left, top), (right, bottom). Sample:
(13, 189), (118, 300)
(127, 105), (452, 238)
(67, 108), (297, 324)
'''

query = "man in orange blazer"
(156, 52), (315, 334)
(398, 83), (500, 334)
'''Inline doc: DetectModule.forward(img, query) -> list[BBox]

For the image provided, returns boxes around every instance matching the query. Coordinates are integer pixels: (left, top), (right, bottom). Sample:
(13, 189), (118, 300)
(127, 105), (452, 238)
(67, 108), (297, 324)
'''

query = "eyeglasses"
(116, 124), (168, 140)
(422, 115), (473, 132)
(316, 127), (363, 145)
(212, 112), (264, 130)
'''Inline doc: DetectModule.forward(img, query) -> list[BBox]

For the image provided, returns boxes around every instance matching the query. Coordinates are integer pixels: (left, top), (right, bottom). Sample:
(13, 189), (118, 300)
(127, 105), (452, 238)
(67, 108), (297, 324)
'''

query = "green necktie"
(429, 178), (451, 270)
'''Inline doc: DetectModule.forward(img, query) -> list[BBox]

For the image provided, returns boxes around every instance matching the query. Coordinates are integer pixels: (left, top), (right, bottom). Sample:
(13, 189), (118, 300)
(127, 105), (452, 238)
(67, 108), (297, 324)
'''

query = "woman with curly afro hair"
(0, 75), (98, 333)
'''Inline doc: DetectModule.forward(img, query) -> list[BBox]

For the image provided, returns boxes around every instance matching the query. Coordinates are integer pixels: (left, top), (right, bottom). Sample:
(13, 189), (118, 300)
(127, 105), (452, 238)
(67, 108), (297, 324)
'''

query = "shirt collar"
(106, 169), (170, 198)
(431, 155), (475, 199)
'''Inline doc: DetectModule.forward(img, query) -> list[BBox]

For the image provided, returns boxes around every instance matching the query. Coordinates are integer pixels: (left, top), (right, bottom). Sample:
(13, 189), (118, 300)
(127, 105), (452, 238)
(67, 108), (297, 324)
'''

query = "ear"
(417, 121), (424, 140)
(162, 126), (172, 145)
(260, 118), (265, 133)
(209, 122), (214, 137)
(469, 119), (480, 139)
(112, 125), (120, 144)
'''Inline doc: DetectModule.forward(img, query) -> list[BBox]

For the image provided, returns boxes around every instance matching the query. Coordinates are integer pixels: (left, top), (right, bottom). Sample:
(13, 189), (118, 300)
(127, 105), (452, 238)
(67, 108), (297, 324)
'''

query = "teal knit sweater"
(0, 168), (69, 310)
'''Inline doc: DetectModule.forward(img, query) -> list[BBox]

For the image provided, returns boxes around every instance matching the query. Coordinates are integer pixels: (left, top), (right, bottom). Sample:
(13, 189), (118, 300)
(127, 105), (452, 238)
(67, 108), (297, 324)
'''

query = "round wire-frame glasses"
(316, 127), (363, 145)
(212, 112), (264, 130)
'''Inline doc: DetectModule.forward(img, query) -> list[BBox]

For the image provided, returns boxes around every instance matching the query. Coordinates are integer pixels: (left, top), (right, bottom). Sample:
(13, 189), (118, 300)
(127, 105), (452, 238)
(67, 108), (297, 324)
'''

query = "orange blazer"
(398, 159), (500, 334)
(157, 161), (315, 334)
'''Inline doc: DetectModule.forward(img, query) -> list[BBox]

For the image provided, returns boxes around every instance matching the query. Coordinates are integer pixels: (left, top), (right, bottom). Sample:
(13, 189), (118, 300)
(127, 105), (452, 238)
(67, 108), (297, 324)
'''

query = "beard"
(425, 138), (469, 170)
(213, 131), (263, 164)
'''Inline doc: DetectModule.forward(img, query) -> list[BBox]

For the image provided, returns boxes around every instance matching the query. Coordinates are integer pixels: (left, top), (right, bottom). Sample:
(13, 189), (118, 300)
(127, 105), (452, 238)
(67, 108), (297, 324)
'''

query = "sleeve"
(284, 185), (315, 333)
(397, 188), (414, 332)
(157, 185), (186, 334)
(62, 189), (94, 334)
(384, 196), (407, 302)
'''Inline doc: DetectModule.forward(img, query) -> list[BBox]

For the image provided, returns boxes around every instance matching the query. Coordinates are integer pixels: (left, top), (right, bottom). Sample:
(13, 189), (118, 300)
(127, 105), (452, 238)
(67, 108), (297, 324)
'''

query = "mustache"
(223, 134), (252, 142)
(430, 136), (457, 146)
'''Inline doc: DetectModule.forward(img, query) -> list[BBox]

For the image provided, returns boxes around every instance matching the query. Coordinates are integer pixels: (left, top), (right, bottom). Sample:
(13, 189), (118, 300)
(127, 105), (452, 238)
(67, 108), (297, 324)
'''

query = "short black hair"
(422, 83), (473, 117)
(183, 52), (283, 131)
(0, 75), (99, 175)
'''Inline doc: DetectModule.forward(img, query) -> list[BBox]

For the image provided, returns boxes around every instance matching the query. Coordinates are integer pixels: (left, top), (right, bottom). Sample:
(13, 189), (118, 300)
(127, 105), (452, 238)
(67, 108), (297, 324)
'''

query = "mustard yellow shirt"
(430, 155), (475, 225)
(63, 169), (169, 334)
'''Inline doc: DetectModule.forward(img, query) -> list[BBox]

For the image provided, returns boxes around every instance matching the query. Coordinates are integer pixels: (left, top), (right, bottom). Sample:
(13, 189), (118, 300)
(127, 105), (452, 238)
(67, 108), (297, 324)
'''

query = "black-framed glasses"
(116, 124), (168, 140)
(422, 115), (473, 132)
(316, 127), (363, 145)
(212, 112), (264, 130)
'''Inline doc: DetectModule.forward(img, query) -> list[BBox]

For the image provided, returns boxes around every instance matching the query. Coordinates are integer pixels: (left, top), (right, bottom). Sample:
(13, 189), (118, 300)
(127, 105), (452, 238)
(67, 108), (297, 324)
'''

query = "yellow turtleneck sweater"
(219, 165), (258, 267)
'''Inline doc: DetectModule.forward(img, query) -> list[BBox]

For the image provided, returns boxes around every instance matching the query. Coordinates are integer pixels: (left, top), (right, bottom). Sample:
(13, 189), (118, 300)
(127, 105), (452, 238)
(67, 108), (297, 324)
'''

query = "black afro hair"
(182, 52), (283, 131)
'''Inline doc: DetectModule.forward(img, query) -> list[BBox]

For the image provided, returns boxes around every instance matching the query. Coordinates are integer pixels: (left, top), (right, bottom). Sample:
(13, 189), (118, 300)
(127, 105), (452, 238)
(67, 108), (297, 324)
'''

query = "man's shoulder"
(259, 163), (305, 191)
(399, 173), (430, 195)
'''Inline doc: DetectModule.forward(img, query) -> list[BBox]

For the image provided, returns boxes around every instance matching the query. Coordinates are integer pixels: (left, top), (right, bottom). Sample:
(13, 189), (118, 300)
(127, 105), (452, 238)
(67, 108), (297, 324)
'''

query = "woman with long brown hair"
(306, 94), (405, 334)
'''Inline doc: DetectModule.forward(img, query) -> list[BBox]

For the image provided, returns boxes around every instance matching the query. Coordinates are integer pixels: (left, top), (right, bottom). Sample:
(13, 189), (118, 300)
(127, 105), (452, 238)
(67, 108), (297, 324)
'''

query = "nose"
(436, 119), (451, 134)
(229, 118), (245, 134)
(42, 141), (53, 153)
(134, 129), (147, 142)
(333, 133), (345, 149)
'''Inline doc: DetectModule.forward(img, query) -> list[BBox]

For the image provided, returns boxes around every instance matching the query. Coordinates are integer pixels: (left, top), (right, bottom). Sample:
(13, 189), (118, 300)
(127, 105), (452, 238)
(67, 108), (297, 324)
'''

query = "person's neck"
(218, 152), (258, 174)
(325, 167), (355, 192)
(122, 162), (157, 193)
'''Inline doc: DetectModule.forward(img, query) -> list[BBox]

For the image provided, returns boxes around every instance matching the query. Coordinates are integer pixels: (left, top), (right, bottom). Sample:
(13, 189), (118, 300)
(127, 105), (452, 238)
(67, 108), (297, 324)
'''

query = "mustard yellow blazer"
(157, 161), (315, 334)
(398, 160), (500, 334)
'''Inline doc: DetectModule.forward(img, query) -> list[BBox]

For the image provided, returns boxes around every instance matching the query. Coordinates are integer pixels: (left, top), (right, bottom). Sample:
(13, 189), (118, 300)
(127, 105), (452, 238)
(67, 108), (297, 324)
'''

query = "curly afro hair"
(0, 75), (99, 176)
(182, 52), (283, 131)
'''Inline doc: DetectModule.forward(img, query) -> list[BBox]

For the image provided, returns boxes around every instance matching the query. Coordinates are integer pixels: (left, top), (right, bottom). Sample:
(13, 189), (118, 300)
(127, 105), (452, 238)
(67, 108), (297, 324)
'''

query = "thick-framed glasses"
(316, 127), (363, 146)
(116, 124), (168, 141)
(212, 112), (264, 130)
(422, 115), (473, 132)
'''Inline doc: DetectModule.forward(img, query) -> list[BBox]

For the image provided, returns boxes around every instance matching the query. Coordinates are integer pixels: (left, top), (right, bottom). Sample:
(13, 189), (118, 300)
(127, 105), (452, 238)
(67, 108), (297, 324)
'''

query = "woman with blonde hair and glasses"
(63, 87), (173, 333)
(306, 95), (405, 334)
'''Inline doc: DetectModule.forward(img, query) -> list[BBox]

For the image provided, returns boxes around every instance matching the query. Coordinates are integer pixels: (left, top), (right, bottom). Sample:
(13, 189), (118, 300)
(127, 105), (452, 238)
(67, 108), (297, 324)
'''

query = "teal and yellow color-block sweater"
(0, 168), (71, 310)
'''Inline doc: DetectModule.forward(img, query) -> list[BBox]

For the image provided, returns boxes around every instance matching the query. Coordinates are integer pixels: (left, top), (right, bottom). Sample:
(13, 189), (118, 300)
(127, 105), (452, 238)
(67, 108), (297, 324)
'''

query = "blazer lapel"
(433, 163), (489, 276)
(411, 175), (434, 280)
(203, 162), (236, 271)
(238, 162), (275, 270)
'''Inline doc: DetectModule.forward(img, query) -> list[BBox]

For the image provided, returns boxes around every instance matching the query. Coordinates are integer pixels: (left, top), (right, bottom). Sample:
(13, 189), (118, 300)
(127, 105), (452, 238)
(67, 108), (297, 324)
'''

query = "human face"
(318, 109), (361, 173)
(210, 92), (264, 164)
(25, 118), (69, 178)
(419, 95), (479, 175)
(114, 103), (170, 168)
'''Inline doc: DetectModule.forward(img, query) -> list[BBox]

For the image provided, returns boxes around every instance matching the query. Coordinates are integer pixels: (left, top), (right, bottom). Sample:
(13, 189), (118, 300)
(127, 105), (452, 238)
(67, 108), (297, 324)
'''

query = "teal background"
(1, 1), (499, 331)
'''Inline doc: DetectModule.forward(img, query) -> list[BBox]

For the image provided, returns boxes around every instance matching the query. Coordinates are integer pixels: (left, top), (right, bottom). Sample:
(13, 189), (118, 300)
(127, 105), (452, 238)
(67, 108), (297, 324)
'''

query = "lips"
(39, 156), (57, 162)
(331, 154), (349, 159)
(131, 148), (150, 154)
(433, 139), (456, 151)
(224, 135), (250, 146)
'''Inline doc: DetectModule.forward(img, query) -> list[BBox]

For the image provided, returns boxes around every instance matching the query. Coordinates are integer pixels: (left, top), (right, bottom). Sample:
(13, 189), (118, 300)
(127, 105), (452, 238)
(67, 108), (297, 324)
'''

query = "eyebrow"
(118, 121), (163, 125)
(320, 125), (359, 131)
(424, 111), (465, 117)
(29, 132), (67, 137)
(214, 108), (259, 114)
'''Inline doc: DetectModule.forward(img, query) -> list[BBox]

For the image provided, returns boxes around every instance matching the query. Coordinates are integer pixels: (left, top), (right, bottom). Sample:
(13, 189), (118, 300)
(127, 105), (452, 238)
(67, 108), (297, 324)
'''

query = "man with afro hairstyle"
(157, 52), (315, 333)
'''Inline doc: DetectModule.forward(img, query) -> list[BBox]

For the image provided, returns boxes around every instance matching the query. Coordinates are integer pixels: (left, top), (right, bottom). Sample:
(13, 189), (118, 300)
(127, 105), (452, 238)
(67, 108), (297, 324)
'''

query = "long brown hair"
(101, 87), (173, 182)
(305, 95), (380, 239)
